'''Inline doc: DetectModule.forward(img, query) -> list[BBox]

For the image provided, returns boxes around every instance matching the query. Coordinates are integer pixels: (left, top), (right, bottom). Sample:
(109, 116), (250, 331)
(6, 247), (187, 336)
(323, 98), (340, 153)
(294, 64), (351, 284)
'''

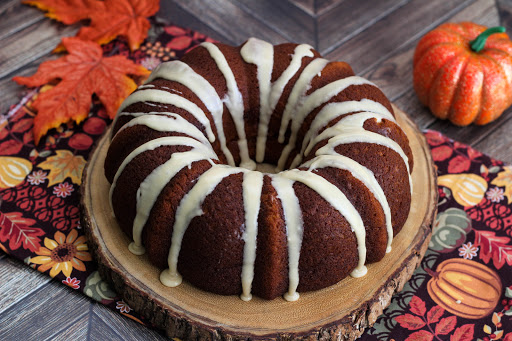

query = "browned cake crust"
(104, 38), (413, 300)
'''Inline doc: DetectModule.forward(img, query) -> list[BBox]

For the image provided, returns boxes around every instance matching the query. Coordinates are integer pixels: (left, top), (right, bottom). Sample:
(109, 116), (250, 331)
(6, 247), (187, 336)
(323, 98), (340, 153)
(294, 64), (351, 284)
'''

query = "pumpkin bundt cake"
(104, 38), (414, 301)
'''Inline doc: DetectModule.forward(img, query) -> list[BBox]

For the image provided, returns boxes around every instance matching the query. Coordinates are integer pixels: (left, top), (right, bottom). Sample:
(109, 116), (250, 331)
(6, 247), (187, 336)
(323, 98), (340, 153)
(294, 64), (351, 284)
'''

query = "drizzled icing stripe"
(114, 113), (210, 146)
(113, 89), (215, 142)
(303, 111), (395, 157)
(110, 136), (217, 255)
(279, 58), (330, 144)
(277, 76), (374, 170)
(110, 136), (210, 211)
(240, 171), (264, 301)
(277, 168), (368, 300)
(271, 174), (303, 302)
(303, 155), (393, 253)
(146, 61), (235, 165)
(316, 129), (413, 193)
(160, 165), (244, 287)
(291, 99), (395, 167)
(241, 39), (315, 163)
(131, 150), (218, 255)
(201, 42), (255, 170)
(240, 38), (273, 163)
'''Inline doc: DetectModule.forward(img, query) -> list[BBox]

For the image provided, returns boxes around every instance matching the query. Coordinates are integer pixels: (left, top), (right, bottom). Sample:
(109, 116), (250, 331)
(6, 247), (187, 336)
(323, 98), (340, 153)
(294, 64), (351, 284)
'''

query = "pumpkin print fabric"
(0, 21), (511, 340)
(366, 130), (512, 341)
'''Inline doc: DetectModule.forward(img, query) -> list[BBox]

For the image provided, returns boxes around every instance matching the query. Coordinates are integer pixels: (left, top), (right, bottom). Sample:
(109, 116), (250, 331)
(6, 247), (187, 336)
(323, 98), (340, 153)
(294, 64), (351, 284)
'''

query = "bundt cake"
(104, 37), (414, 301)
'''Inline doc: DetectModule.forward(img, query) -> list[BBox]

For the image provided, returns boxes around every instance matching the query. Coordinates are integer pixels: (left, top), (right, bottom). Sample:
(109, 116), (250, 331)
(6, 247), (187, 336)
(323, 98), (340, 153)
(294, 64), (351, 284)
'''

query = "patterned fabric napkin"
(0, 22), (511, 341)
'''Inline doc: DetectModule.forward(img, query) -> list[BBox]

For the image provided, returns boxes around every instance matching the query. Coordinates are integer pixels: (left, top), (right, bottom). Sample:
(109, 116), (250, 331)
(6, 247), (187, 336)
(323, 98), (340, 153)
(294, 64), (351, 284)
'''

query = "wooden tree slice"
(82, 106), (437, 341)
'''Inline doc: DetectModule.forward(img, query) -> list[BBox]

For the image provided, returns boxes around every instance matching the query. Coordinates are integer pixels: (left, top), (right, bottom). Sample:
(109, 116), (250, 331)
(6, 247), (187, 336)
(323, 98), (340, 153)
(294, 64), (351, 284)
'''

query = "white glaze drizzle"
(201, 42), (255, 170)
(290, 99), (395, 168)
(241, 39), (316, 163)
(110, 136), (217, 255)
(313, 124), (412, 194)
(303, 111), (393, 157)
(114, 113), (210, 146)
(271, 174), (303, 302)
(161, 165), (243, 287)
(113, 89), (215, 142)
(303, 155), (393, 253)
(240, 171), (264, 301)
(277, 76), (374, 170)
(240, 38), (274, 163)
(146, 61), (235, 165)
(281, 169), (368, 279)
(278, 58), (329, 145)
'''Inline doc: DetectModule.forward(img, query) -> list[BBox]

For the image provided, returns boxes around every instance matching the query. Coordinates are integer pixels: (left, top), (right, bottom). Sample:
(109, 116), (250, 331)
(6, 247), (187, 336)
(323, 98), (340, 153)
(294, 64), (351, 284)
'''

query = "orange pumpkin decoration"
(426, 258), (502, 319)
(413, 22), (512, 126)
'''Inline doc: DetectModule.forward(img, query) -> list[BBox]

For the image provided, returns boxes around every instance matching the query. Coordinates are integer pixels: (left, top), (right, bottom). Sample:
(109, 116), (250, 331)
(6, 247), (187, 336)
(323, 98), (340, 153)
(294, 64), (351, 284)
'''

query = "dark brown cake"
(104, 38), (414, 301)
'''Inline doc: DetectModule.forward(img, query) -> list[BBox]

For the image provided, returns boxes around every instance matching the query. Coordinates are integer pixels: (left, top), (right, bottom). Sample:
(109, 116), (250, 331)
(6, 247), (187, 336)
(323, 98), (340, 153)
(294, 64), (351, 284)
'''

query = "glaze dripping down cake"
(104, 38), (414, 301)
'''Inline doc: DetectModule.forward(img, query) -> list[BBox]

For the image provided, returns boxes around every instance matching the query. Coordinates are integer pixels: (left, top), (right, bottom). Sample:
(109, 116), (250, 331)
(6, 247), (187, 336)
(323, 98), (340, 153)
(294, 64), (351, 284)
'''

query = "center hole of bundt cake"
(251, 162), (280, 174)
(230, 125), (307, 174)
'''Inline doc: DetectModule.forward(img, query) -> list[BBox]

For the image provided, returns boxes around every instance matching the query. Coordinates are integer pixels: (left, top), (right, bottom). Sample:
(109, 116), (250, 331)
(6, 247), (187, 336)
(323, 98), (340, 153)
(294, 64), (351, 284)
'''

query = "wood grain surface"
(1, 0), (511, 340)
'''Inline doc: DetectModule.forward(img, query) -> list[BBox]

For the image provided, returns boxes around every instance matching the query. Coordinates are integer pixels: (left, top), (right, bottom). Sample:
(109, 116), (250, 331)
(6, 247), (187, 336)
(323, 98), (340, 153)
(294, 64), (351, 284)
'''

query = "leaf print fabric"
(1, 21), (511, 339)
(0, 21), (215, 326)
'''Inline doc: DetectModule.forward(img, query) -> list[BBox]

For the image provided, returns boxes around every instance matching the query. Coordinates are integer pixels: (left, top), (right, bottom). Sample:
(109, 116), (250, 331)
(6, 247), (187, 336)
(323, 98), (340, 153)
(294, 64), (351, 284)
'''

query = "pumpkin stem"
(424, 267), (439, 278)
(470, 26), (506, 52)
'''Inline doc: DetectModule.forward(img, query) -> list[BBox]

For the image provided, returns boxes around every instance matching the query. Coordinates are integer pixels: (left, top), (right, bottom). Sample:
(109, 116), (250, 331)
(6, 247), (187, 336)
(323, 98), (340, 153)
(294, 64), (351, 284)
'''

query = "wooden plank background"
(1, 0), (511, 339)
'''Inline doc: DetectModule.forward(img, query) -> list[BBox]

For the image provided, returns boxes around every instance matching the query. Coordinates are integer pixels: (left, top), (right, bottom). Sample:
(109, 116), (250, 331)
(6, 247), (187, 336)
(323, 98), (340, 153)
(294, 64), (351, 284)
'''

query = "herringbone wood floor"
(1, 0), (512, 339)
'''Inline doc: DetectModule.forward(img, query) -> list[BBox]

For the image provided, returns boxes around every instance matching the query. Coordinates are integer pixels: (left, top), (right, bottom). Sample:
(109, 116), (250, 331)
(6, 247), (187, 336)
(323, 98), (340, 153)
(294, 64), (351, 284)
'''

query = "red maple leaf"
(450, 324), (474, 341)
(426, 305), (444, 324)
(409, 295), (427, 316)
(474, 229), (512, 269)
(24, 0), (159, 51)
(448, 155), (471, 173)
(0, 212), (44, 252)
(467, 147), (482, 160)
(435, 316), (457, 335)
(395, 314), (426, 330)
(13, 37), (149, 145)
(431, 145), (453, 162)
(424, 130), (447, 146)
(0, 140), (24, 156)
(405, 330), (434, 341)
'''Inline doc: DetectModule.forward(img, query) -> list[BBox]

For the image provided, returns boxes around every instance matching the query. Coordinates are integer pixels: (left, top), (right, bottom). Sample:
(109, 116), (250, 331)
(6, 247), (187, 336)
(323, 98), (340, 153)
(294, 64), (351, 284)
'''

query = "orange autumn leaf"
(13, 37), (150, 145)
(24, 0), (159, 51)
(77, 0), (159, 51)
(23, 0), (93, 24)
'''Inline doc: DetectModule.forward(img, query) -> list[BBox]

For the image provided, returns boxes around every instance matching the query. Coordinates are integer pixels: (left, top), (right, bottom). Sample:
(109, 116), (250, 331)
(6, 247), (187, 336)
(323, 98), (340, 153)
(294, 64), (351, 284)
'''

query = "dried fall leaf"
(405, 330), (434, 341)
(37, 150), (86, 186)
(0, 211), (44, 253)
(409, 296), (427, 316)
(427, 306), (445, 324)
(76, 0), (159, 51)
(435, 316), (457, 335)
(23, 0), (92, 24)
(493, 312), (501, 325)
(24, 0), (158, 51)
(474, 230), (512, 269)
(395, 314), (426, 330)
(450, 324), (474, 341)
(13, 37), (149, 144)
